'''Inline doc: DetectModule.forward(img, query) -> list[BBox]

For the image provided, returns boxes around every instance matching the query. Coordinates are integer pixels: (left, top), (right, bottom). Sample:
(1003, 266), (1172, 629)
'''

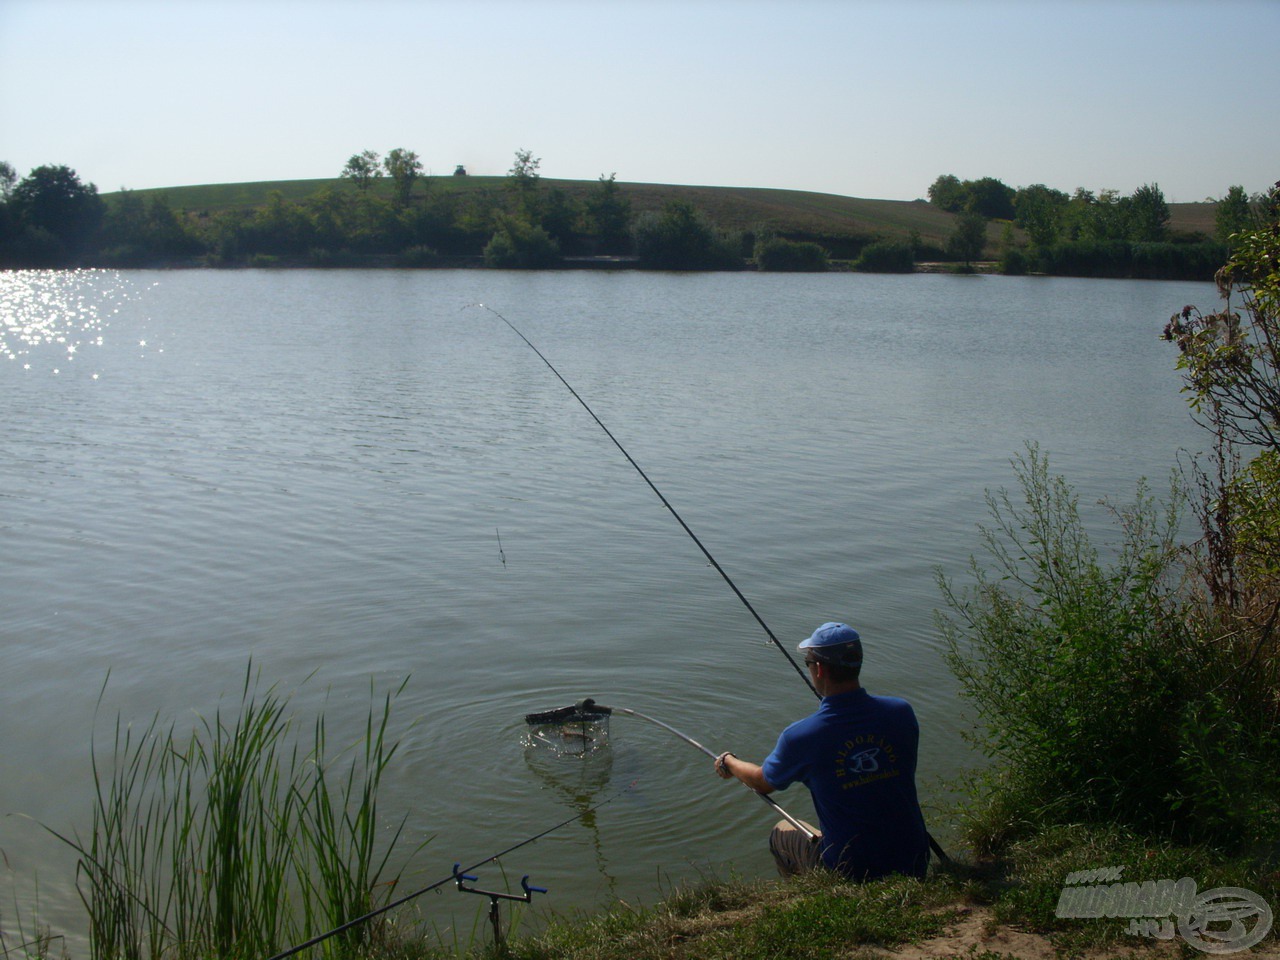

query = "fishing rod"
(525, 698), (818, 841)
(473, 302), (817, 698)
(263, 781), (636, 960)
(482, 304), (953, 866)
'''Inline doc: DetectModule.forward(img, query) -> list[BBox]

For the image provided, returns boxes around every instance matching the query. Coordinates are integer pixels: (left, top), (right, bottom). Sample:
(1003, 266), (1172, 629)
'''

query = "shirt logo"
(847, 747), (880, 773)
(835, 735), (900, 788)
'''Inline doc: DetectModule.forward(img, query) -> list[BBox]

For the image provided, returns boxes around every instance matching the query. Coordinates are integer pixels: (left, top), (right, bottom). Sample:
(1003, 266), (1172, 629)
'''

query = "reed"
(49, 667), (421, 960)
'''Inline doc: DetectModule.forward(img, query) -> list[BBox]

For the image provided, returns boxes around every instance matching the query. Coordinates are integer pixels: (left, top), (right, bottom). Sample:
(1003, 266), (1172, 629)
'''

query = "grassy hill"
(109, 175), (1222, 257)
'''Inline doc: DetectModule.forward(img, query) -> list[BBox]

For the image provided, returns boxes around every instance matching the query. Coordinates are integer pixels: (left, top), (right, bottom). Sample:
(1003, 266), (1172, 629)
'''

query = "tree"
(506, 148), (542, 220)
(946, 211), (987, 268)
(584, 173), (632, 254)
(340, 150), (382, 192)
(1124, 182), (1170, 242)
(1164, 184), (1280, 453)
(1216, 185), (1257, 248)
(7, 164), (104, 264)
(1080, 188), (1129, 241)
(0, 161), (15, 200)
(965, 177), (1016, 220)
(1013, 183), (1069, 247)
(383, 148), (423, 207)
(927, 174), (965, 213)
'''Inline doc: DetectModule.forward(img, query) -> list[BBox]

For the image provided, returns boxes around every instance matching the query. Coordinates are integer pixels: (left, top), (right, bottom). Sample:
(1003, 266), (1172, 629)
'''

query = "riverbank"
(391, 824), (1279, 959)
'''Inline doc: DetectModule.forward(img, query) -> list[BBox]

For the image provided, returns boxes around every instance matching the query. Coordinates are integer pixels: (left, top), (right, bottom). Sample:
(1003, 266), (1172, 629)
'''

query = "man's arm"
(714, 752), (775, 795)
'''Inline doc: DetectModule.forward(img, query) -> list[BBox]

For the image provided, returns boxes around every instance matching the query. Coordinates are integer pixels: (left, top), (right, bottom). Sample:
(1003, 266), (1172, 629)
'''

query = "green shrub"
(754, 236), (829, 272)
(396, 244), (441, 267)
(483, 214), (560, 268)
(633, 201), (742, 271)
(999, 248), (1029, 275)
(939, 444), (1280, 846)
(852, 240), (914, 273)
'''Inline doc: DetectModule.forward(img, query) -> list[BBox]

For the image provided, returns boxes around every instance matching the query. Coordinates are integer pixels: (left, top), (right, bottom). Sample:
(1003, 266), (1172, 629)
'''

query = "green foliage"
(46, 669), (421, 960)
(506, 148), (542, 221)
(1126, 182), (1170, 242)
(852, 239), (914, 273)
(395, 244), (441, 267)
(753, 235), (829, 272)
(3, 164), (104, 265)
(584, 173), (633, 255)
(1035, 239), (1132, 278)
(940, 444), (1280, 845)
(928, 175), (1014, 219)
(1013, 184), (1069, 247)
(633, 201), (742, 271)
(340, 150), (382, 192)
(384, 148), (424, 208)
(1232, 450), (1280, 582)
(946, 211), (987, 266)
(998, 247), (1029, 276)
(964, 177), (1016, 220)
(1164, 188), (1280, 452)
(927, 174), (966, 213)
(483, 213), (561, 268)
(1215, 185), (1258, 248)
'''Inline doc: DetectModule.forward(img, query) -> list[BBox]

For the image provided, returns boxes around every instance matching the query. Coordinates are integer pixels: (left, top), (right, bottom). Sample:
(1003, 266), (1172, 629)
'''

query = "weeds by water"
(46, 667), (422, 960)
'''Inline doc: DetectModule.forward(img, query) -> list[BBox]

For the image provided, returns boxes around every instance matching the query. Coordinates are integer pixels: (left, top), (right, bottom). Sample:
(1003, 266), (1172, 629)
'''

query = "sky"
(1, 0), (1277, 203)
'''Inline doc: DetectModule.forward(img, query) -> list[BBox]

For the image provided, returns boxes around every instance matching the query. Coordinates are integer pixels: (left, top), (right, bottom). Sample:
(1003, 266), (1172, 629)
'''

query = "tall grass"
(48, 667), (422, 960)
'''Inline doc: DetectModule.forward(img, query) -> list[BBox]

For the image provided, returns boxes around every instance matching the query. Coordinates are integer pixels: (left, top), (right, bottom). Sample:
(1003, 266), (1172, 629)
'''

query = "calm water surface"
(1, 268), (1214, 950)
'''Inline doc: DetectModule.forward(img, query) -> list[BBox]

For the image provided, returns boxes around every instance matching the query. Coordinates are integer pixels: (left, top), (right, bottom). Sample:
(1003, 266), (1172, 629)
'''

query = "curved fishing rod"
(264, 781), (636, 960)
(527, 698), (817, 841)
(474, 303), (818, 698)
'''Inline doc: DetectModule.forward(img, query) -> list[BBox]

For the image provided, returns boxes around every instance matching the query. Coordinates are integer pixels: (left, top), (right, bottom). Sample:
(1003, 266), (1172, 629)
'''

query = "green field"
(109, 175), (1220, 255)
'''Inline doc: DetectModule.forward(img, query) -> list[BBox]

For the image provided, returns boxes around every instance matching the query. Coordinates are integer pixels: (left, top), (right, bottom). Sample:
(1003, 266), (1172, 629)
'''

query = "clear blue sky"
(1, 0), (1276, 202)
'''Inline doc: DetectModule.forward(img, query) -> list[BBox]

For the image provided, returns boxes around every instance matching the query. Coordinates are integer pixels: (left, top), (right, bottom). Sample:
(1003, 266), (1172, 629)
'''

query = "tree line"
(928, 173), (1265, 279)
(0, 150), (834, 272)
(0, 153), (1260, 277)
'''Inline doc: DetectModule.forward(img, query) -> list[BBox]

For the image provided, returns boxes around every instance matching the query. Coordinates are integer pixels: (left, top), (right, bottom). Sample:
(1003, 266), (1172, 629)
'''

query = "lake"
(0, 267), (1215, 952)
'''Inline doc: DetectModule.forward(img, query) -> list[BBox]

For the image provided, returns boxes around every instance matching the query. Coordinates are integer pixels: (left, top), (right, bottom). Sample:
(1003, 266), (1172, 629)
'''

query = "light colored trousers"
(768, 819), (823, 877)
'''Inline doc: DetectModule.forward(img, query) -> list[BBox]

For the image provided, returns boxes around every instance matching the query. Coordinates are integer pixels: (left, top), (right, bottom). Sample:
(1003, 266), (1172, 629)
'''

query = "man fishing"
(712, 622), (930, 880)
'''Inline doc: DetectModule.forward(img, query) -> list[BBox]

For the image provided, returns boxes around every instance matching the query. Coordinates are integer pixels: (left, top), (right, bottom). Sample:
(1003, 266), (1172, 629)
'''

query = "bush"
(633, 201), (742, 271)
(395, 244), (441, 267)
(852, 240), (914, 273)
(939, 444), (1280, 846)
(1038, 239), (1132, 277)
(483, 214), (560, 268)
(754, 236), (829, 271)
(999, 248), (1029, 276)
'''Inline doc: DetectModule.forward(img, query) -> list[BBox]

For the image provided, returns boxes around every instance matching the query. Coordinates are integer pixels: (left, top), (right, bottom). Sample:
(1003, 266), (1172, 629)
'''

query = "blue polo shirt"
(761, 688), (929, 880)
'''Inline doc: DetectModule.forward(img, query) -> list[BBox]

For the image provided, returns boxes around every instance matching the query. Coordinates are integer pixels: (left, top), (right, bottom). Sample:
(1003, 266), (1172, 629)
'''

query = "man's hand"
(714, 751), (736, 779)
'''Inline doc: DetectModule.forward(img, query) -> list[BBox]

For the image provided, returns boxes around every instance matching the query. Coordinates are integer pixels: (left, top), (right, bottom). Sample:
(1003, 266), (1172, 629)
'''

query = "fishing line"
(472, 302), (817, 698)
(264, 780), (637, 960)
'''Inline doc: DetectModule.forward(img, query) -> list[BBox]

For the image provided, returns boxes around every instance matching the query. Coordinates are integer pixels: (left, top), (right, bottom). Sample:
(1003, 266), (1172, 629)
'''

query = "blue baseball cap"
(798, 622), (863, 667)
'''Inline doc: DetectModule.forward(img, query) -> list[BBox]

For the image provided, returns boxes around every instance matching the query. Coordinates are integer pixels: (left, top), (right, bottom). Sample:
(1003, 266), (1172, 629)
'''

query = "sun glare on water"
(0, 269), (158, 379)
